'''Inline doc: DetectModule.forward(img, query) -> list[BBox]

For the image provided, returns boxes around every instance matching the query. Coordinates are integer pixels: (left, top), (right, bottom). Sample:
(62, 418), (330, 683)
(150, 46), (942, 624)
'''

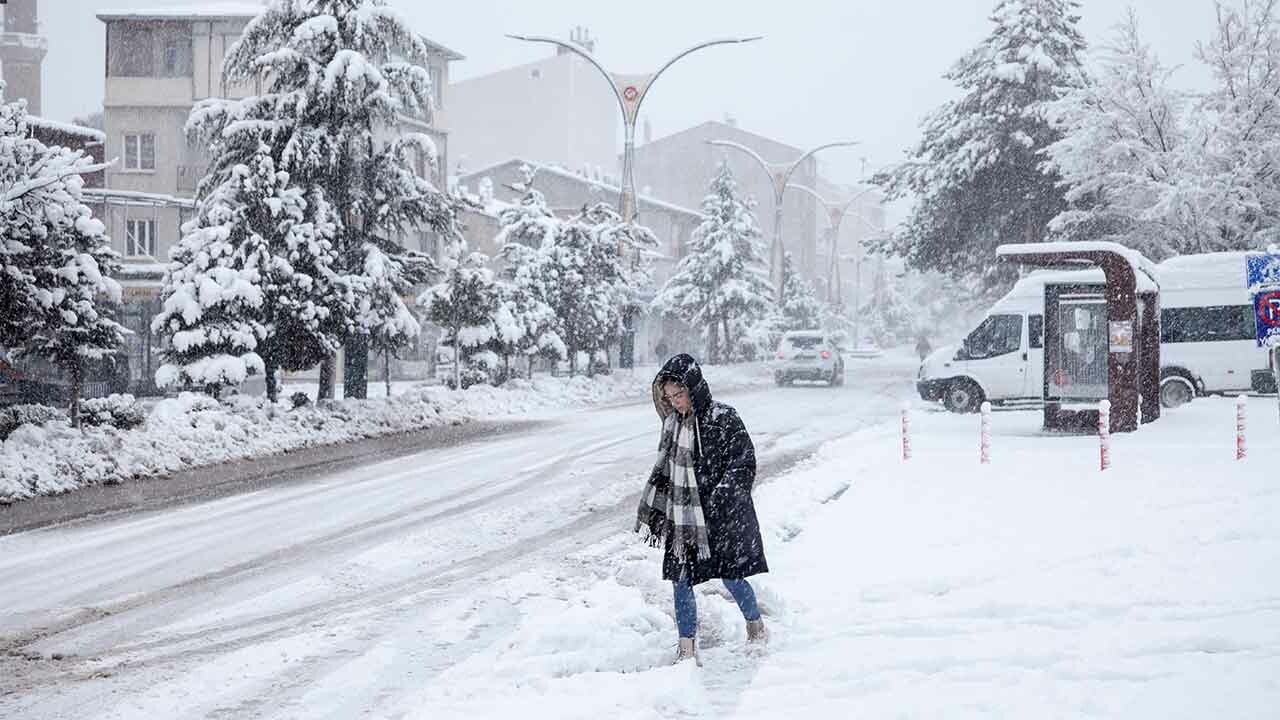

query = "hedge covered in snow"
(0, 365), (771, 504)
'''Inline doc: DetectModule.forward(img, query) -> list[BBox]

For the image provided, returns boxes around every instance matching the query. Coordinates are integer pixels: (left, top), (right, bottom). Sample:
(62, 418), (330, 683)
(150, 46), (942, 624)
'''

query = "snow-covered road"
(0, 361), (914, 718)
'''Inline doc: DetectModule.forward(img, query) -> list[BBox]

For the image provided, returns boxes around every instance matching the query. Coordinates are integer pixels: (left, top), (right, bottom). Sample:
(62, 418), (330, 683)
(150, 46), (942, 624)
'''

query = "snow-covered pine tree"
(859, 256), (914, 348)
(652, 162), (774, 363)
(778, 252), (824, 333)
(540, 203), (654, 376)
(156, 141), (347, 401)
(494, 189), (566, 378)
(417, 237), (502, 390)
(877, 0), (1087, 290)
(188, 0), (457, 399)
(0, 96), (125, 426)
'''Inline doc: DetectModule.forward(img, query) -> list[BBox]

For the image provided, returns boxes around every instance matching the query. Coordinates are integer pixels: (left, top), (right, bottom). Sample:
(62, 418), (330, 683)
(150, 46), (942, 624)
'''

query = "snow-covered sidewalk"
(399, 395), (1280, 719)
(0, 363), (772, 504)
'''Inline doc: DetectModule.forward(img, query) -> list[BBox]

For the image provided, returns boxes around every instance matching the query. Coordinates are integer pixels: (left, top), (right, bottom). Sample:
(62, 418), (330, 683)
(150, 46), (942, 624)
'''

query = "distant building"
(0, 0), (46, 115)
(628, 120), (824, 285)
(448, 27), (617, 178)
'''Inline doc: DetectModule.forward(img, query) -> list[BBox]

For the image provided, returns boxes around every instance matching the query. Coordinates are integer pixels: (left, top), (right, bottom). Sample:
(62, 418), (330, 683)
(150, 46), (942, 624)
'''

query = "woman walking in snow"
(635, 354), (769, 664)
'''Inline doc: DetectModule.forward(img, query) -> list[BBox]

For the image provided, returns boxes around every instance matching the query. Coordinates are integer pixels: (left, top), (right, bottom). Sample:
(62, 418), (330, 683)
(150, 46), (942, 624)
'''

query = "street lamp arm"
(706, 138), (772, 183)
(636, 37), (762, 110)
(504, 34), (628, 114)
(781, 140), (860, 189)
(783, 182), (835, 210)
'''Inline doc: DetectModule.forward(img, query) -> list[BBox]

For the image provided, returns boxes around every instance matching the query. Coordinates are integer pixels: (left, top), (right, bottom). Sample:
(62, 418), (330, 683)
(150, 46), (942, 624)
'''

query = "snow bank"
(402, 395), (1279, 718)
(0, 363), (771, 504)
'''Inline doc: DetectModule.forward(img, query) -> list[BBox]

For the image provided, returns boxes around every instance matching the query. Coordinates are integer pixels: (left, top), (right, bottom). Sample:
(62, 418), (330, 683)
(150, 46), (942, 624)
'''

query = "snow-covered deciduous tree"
(0, 96), (125, 426)
(1046, 1), (1280, 256)
(417, 237), (502, 390)
(188, 0), (458, 399)
(652, 163), (774, 363)
(877, 0), (1087, 289)
(778, 252), (824, 333)
(1042, 9), (1192, 256)
(155, 143), (347, 402)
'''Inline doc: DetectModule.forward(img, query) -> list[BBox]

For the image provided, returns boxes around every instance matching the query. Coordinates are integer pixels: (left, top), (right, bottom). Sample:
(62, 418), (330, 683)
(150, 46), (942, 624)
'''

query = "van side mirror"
(953, 344), (970, 361)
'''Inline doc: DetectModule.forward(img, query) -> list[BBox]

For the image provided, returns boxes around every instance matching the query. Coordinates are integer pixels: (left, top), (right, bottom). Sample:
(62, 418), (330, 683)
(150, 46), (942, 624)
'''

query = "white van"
(917, 252), (1272, 412)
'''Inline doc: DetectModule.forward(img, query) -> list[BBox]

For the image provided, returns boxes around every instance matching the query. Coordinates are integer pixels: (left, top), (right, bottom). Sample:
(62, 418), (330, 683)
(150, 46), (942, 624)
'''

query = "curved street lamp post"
(506, 34), (760, 370)
(706, 139), (858, 302)
(785, 182), (886, 351)
(506, 34), (761, 227)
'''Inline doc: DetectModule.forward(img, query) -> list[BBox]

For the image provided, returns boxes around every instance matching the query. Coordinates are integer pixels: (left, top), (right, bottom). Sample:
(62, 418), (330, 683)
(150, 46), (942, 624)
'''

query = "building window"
(429, 65), (444, 110)
(161, 36), (193, 77)
(109, 24), (155, 76)
(123, 133), (156, 171)
(126, 218), (156, 257)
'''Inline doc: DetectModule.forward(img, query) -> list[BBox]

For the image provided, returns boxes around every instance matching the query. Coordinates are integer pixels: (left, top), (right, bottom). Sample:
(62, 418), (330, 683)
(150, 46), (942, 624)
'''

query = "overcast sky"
(43, 0), (1219, 187)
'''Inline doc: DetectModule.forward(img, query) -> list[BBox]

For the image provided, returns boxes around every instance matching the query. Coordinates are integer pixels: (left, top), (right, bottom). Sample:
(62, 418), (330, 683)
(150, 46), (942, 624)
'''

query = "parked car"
(774, 331), (844, 386)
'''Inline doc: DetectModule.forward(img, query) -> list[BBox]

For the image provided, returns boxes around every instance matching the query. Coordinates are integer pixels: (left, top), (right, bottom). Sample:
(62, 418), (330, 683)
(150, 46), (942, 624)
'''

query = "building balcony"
(105, 77), (195, 108)
(177, 164), (208, 194)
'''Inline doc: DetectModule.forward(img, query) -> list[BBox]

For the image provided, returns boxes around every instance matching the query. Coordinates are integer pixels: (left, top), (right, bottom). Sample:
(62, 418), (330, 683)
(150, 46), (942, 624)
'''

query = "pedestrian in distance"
(635, 353), (769, 665)
(915, 333), (933, 361)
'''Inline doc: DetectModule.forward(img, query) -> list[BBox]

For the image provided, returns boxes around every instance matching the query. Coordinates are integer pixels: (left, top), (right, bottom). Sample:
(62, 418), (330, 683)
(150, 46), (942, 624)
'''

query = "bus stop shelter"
(997, 242), (1161, 433)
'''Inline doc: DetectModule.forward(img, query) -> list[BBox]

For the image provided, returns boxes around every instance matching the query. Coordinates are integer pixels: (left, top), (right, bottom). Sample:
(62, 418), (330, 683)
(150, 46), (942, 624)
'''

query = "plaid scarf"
(635, 412), (712, 562)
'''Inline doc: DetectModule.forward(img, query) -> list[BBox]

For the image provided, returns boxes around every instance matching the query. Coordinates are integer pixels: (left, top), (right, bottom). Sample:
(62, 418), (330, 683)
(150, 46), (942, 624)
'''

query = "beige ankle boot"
(674, 637), (702, 666)
(746, 618), (769, 644)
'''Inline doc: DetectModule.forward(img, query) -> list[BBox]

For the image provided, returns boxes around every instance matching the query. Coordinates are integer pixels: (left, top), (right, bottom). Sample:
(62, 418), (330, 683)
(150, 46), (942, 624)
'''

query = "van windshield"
(961, 314), (1022, 359)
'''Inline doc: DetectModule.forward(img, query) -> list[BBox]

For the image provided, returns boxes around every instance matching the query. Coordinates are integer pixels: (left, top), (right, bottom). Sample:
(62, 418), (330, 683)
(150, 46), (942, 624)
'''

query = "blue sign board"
(1246, 252), (1280, 289)
(1255, 289), (1280, 347)
(1247, 253), (1280, 346)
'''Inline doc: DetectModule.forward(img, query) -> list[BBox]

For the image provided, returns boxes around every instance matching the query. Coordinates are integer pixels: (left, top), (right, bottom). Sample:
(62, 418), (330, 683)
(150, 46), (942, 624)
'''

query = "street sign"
(1246, 252), (1280, 289)
(1247, 252), (1280, 347)
(1255, 289), (1280, 347)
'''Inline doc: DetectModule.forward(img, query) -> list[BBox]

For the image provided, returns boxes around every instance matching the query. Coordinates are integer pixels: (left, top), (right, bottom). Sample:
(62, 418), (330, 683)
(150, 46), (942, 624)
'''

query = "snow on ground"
(0, 362), (771, 504)
(397, 394), (1280, 719)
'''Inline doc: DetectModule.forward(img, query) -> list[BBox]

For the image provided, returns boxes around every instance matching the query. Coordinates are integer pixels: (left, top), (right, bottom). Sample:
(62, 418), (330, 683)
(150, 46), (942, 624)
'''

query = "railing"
(177, 164), (209, 194)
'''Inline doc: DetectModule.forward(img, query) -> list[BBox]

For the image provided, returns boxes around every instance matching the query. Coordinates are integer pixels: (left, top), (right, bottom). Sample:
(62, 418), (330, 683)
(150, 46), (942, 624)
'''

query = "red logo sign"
(1258, 290), (1280, 326)
(622, 85), (639, 102)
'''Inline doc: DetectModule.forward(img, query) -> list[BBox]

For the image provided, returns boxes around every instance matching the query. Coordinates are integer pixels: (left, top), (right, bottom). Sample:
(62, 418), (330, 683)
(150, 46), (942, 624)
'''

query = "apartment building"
(92, 4), (462, 390)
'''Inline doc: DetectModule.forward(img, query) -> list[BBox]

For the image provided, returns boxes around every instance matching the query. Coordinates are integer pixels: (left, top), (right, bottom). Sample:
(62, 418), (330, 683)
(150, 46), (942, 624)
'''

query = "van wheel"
(1159, 371), (1196, 409)
(943, 380), (984, 413)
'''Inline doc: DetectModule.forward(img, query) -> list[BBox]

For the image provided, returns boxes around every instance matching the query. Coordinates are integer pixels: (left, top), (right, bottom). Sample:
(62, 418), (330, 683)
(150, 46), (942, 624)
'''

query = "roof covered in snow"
(460, 159), (701, 219)
(27, 117), (105, 143)
(97, 3), (264, 21)
(997, 241), (1160, 291)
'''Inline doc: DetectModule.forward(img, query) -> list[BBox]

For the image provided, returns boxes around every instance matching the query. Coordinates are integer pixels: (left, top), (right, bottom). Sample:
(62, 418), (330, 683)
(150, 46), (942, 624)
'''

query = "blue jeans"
(673, 571), (761, 638)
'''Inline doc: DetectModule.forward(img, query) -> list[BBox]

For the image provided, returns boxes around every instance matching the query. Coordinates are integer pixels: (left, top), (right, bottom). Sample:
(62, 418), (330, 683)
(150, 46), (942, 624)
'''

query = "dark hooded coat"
(649, 354), (768, 585)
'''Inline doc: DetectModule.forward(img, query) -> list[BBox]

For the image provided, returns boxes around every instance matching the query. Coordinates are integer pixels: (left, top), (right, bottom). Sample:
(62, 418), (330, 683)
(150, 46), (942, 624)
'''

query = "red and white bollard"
(900, 404), (912, 462)
(979, 401), (992, 464)
(1098, 399), (1111, 471)
(1236, 394), (1248, 461)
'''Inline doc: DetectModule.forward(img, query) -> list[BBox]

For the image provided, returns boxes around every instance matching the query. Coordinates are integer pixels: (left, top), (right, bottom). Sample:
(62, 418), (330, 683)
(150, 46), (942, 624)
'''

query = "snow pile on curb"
(399, 395), (1278, 718)
(0, 363), (772, 504)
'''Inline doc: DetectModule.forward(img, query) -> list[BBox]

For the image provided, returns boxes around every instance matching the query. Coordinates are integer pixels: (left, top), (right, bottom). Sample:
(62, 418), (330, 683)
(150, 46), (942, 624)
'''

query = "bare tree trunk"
(265, 362), (280, 403)
(707, 321), (720, 364)
(384, 349), (391, 397)
(343, 335), (369, 399)
(722, 317), (733, 364)
(318, 352), (336, 400)
(69, 360), (83, 429)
